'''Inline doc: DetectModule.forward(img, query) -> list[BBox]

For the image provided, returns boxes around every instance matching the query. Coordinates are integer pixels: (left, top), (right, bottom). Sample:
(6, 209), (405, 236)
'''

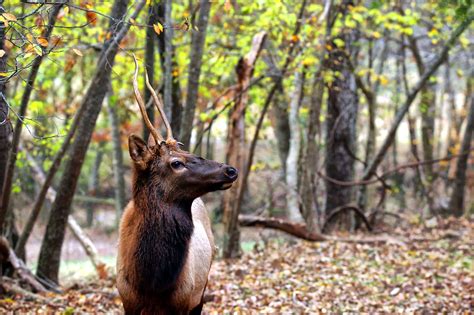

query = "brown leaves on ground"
(0, 217), (473, 313)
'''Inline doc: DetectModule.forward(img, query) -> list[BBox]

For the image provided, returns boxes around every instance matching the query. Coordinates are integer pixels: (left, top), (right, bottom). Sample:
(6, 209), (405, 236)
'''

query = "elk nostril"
(224, 166), (238, 179)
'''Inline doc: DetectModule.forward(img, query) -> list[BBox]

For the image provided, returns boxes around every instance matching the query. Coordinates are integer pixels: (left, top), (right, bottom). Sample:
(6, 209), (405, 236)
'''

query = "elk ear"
(129, 134), (152, 169)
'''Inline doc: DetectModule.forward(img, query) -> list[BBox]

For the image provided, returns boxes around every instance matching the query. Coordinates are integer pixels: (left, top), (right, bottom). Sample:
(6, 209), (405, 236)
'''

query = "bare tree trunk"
(106, 96), (126, 227)
(36, 0), (145, 285)
(163, 0), (174, 125)
(156, 1), (183, 137)
(263, 45), (290, 177)
(269, 90), (290, 177)
(357, 39), (389, 210)
(408, 38), (437, 186)
(143, 2), (158, 140)
(324, 1), (359, 224)
(222, 32), (266, 259)
(180, 0), (211, 149)
(86, 142), (105, 227)
(0, 1), (11, 201)
(0, 4), (62, 234)
(286, 70), (305, 222)
(448, 93), (473, 216)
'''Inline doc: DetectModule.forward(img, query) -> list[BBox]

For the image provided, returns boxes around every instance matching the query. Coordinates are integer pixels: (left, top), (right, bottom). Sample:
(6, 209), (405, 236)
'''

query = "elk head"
(129, 55), (238, 202)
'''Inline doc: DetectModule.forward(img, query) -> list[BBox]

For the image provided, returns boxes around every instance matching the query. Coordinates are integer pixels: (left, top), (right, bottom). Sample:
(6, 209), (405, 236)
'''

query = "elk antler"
(144, 71), (175, 144)
(132, 54), (164, 144)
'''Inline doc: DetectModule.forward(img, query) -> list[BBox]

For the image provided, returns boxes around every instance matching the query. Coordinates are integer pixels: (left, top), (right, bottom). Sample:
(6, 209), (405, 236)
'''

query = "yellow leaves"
(63, 6), (70, 15)
(129, 18), (137, 26)
(37, 37), (49, 47)
(2, 13), (16, 21)
(459, 36), (469, 49)
(153, 22), (164, 35)
(428, 28), (439, 37)
(290, 35), (300, 43)
(224, 0), (232, 12)
(379, 75), (389, 86)
(72, 48), (83, 57)
(0, 12), (16, 26)
(302, 56), (317, 66)
(372, 31), (382, 39)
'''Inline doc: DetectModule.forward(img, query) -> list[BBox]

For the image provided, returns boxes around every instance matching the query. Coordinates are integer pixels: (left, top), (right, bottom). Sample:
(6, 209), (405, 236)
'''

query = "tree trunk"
(285, 70), (305, 223)
(301, 76), (323, 229)
(180, 0), (211, 149)
(448, 93), (473, 216)
(222, 32), (266, 259)
(0, 4), (62, 234)
(156, 1), (183, 137)
(408, 38), (437, 185)
(357, 39), (389, 210)
(163, 0), (174, 125)
(143, 2), (158, 140)
(324, 1), (359, 224)
(106, 96), (126, 227)
(86, 142), (106, 227)
(36, 0), (144, 285)
(0, 1), (11, 201)
(269, 90), (290, 177)
(263, 45), (290, 178)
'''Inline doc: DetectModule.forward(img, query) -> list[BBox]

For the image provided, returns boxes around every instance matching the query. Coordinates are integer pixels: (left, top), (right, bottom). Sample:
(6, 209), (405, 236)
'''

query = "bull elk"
(117, 56), (238, 314)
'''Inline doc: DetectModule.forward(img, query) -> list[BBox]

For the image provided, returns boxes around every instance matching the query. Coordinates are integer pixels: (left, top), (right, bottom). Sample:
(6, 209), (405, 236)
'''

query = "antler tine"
(132, 54), (164, 144)
(144, 71), (175, 143)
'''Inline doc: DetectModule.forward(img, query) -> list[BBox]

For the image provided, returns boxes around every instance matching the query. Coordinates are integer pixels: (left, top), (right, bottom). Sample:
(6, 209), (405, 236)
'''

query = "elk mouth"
(219, 182), (234, 190)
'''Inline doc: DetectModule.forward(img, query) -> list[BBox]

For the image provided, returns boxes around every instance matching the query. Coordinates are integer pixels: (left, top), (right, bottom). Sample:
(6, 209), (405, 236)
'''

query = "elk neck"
(132, 173), (194, 297)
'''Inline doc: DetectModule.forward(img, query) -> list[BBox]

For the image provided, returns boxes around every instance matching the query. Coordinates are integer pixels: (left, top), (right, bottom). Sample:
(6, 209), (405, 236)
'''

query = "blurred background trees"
(0, 0), (472, 285)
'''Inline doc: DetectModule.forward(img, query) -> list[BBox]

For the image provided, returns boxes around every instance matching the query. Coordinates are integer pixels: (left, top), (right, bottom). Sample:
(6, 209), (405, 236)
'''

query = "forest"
(0, 0), (472, 313)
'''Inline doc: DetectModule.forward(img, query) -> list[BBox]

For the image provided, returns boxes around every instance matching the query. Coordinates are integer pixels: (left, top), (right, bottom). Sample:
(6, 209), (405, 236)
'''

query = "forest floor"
(0, 216), (473, 313)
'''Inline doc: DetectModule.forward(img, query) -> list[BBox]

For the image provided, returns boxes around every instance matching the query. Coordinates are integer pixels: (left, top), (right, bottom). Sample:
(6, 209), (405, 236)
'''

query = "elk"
(116, 56), (238, 315)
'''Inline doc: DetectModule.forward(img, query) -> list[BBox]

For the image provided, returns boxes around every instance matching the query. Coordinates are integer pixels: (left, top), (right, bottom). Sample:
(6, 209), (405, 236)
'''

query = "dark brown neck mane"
(132, 173), (194, 298)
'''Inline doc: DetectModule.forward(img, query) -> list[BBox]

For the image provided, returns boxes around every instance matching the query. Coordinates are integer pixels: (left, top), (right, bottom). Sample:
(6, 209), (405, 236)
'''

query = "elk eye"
(170, 160), (185, 169)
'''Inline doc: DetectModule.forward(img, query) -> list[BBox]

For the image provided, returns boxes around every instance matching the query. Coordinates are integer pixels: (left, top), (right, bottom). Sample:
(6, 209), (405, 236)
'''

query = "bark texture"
(324, 1), (359, 217)
(156, 1), (183, 136)
(448, 92), (473, 216)
(285, 71), (305, 223)
(180, 0), (211, 149)
(106, 97), (126, 226)
(86, 142), (105, 227)
(143, 2), (158, 140)
(222, 32), (266, 258)
(36, 0), (144, 284)
(163, 0), (174, 125)
(0, 1), (11, 201)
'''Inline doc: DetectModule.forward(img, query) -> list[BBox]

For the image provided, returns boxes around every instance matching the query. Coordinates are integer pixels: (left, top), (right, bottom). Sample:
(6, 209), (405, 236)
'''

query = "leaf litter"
(0, 217), (472, 313)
